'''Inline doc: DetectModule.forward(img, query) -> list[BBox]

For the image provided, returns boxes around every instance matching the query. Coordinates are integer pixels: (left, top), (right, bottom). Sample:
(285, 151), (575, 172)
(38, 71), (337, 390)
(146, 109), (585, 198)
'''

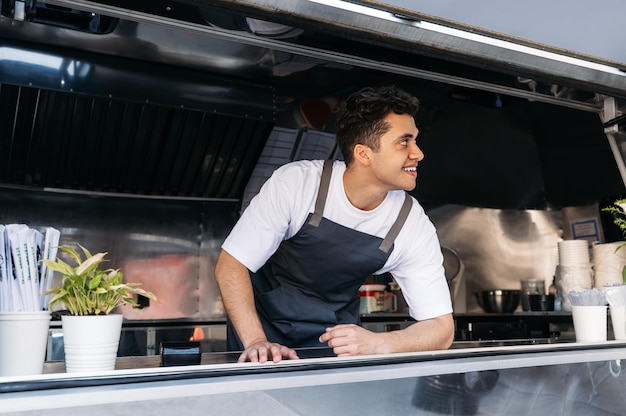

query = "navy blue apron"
(227, 160), (413, 350)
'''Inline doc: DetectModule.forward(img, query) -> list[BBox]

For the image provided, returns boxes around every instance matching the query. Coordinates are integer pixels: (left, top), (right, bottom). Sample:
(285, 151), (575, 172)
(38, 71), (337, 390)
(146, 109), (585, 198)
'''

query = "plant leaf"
(76, 252), (107, 275)
(79, 244), (93, 261)
(59, 245), (84, 266)
(43, 258), (73, 275)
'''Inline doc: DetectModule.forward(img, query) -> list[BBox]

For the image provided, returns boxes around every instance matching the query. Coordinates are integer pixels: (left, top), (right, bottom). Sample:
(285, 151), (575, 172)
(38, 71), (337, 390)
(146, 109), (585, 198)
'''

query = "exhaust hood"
(0, 2), (278, 200)
(1, 0), (625, 208)
(0, 81), (274, 199)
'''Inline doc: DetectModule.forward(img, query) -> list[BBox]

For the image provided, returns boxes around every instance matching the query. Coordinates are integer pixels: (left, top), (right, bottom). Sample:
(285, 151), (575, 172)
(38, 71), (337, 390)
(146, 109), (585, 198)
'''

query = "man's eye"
(400, 140), (407, 146)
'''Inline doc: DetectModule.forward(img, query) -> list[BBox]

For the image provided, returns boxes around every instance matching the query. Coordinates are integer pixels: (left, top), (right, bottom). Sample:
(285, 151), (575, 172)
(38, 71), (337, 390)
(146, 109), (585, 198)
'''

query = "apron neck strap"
(309, 160), (413, 254)
(379, 193), (412, 253)
(309, 160), (333, 227)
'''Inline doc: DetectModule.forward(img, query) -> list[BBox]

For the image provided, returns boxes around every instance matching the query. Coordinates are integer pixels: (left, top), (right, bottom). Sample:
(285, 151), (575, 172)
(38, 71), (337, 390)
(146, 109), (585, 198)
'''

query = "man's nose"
(410, 142), (425, 161)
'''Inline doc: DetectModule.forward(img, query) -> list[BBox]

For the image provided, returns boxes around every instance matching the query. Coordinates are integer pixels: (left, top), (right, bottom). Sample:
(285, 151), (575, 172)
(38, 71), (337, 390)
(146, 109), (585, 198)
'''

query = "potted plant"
(43, 245), (157, 372)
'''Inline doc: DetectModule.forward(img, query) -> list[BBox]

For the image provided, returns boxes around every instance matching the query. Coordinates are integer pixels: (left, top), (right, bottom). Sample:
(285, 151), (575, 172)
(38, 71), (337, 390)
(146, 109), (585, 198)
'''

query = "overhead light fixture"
(308, 0), (405, 21)
(414, 20), (625, 76)
(308, 0), (624, 76)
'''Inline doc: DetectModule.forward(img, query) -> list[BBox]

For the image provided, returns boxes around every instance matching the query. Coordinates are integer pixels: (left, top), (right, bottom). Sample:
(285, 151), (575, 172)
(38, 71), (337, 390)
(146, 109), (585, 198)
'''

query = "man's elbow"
(438, 314), (455, 350)
(442, 330), (454, 349)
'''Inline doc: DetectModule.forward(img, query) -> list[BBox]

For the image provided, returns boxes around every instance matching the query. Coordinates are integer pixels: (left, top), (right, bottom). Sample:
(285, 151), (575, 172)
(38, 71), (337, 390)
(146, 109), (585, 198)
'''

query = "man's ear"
(353, 143), (371, 166)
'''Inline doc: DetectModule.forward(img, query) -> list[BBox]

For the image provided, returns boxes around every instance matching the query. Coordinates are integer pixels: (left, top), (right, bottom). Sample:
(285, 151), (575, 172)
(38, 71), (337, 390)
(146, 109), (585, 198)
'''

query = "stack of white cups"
(556, 240), (593, 311)
(593, 242), (626, 289)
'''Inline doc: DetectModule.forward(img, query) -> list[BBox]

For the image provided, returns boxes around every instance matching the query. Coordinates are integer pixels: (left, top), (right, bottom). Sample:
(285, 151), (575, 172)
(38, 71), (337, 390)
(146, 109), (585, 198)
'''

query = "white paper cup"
(0, 311), (51, 377)
(571, 305), (607, 342)
(610, 305), (626, 340)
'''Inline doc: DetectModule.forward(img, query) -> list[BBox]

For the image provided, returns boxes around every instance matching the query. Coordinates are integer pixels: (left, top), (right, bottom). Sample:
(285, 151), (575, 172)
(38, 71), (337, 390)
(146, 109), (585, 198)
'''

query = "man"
(215, 85), (454, 363)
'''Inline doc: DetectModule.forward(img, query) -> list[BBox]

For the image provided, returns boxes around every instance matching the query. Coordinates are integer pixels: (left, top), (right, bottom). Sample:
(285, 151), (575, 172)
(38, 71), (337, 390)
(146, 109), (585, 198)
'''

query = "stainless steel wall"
(429, 204), (603, 312)
(0, 187), (603, 320)
(0, 187), (237, 321)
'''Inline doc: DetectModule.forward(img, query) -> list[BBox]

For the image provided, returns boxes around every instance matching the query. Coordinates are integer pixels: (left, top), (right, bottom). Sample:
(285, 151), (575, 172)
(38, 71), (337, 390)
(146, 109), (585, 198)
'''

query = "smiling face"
(367, 111), (423, 192)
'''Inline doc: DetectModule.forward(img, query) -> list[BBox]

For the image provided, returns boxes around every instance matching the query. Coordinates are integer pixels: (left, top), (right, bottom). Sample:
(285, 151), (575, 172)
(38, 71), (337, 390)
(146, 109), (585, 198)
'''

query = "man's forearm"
(383, 313), (454, 353)
(215, 250), (267, 347)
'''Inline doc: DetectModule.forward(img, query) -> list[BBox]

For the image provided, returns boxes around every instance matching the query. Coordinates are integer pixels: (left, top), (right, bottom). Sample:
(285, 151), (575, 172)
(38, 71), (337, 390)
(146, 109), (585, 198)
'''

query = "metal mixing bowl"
(475, 290), (520, 313)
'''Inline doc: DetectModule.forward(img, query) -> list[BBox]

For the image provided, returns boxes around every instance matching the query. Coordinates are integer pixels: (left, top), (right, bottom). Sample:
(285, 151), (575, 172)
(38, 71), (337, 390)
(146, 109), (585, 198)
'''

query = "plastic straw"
(39, 227), (60, 310)
(0, 224), (59, 312)
(568, 288), (607, 306)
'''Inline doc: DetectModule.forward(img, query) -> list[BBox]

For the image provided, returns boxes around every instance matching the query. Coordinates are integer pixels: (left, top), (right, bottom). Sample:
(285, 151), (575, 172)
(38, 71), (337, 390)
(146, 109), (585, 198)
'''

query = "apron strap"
(309, 160), (412, 252)
(309, 160), (333, 227)
(379, 193), (413, 253)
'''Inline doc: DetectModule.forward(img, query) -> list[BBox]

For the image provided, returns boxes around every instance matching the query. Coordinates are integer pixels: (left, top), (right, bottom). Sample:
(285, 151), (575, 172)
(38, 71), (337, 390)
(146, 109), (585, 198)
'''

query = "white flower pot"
(61, 314), (123, 373)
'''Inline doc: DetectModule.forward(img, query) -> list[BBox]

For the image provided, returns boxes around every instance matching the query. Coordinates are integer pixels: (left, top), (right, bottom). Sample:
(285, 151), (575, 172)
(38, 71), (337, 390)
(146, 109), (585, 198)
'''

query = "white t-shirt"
(222, 160), (452, 321)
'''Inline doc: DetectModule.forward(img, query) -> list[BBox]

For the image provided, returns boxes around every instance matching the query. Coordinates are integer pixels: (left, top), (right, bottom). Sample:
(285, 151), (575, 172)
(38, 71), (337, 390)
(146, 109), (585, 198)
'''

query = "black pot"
(475, 290), (520, 313)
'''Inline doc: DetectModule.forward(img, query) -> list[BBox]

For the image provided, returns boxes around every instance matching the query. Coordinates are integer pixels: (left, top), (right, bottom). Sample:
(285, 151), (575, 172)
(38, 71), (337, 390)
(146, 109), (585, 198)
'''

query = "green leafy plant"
(602, 198), (626, 282)
(43, 245), (157, 316)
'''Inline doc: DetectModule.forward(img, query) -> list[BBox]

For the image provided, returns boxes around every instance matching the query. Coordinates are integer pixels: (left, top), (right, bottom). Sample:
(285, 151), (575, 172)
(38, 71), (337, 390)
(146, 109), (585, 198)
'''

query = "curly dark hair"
(335, 85), (420, 166)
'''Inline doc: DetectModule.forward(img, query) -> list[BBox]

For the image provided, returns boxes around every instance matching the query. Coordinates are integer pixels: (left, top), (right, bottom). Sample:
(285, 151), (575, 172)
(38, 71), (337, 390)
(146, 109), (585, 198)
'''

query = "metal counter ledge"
(3, 340), (626, 415)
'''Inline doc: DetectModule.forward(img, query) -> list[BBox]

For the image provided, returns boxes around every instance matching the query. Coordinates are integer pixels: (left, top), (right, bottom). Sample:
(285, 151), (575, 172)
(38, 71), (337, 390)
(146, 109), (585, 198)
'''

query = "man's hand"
(320, 314), (454, 356)
(216, 250), (300, 364)
(238, 340), (300, 363)
(319, 324), (386, 356)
